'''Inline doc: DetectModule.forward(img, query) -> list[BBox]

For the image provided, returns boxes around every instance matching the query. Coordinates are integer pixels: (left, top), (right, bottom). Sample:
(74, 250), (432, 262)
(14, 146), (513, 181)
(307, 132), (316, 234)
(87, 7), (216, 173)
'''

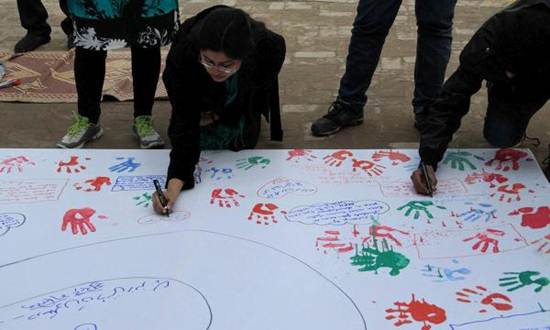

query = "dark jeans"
(338, 0), (457, 114)
(75, 47), (161, 124)
(484, 83), (548, 147)
(17, 0), (72, 36)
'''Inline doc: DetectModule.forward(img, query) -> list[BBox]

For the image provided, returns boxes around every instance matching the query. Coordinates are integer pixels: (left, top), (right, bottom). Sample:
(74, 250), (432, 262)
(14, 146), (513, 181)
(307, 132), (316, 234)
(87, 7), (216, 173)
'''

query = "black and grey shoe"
(311, 101), (363, 137)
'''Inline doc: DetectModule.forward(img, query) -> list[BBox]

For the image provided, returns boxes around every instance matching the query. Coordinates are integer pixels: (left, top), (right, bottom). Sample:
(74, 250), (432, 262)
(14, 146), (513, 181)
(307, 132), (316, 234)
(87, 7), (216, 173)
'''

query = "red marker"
(0, 79), (21, 90)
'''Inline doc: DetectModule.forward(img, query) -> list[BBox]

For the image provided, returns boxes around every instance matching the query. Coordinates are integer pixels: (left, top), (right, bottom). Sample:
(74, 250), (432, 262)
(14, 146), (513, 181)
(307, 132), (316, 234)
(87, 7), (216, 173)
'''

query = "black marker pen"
(153, 179), (170, 217)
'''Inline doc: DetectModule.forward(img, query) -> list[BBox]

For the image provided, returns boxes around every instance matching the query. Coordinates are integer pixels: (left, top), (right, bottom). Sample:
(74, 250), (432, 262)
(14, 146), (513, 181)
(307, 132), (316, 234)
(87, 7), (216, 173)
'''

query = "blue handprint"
(109, 157), (141, 173)
(205, 167), (233, 180)
(194, 166), (203, 184)
(422, 260), (471, 282)
(456, 203), (497, 223)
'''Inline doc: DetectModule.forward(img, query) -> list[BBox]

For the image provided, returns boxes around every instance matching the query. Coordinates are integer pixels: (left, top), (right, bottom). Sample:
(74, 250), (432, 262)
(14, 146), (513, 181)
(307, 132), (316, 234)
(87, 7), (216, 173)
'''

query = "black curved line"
(0, 229), (367, 329)
(1, 276), (213, 330)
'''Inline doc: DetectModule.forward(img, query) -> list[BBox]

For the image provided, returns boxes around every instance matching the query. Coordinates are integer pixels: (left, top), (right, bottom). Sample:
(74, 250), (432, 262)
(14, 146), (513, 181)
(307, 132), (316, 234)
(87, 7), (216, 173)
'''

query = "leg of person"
(131, 45), (164, 149)
(483, 83), (548, 148)
(413, 0), (457, 130)
(311, 0), (403, 137)
(57, 48), (106, 148)
(15, 0), (51, 52)
(59, 0), (74, 49)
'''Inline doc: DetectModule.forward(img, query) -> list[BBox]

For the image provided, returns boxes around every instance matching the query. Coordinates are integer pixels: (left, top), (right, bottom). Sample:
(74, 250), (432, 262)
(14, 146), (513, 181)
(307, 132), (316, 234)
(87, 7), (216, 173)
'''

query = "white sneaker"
(57, 113), (103, 149)
(133, 115), (164, 149)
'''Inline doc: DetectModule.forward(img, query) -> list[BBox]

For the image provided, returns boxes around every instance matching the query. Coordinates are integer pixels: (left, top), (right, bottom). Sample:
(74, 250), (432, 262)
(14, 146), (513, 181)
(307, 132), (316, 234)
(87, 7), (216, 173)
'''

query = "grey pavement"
(0, 0), (549, 168)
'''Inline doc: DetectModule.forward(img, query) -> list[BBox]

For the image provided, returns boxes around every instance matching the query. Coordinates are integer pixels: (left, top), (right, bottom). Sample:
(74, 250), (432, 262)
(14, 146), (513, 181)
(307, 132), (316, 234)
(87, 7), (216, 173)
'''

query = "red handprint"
(210, 188), (245, 208)
(485, 149), (528, 171)
(508, 207), (550, 229)
(463, 228), (505, 253)
(247, 203), (287, 225)
(351, 158), (386, 176)
(323, 150), (354, 167)
(372, 150), (411, 165)
(385, 294), (447, 330)
(464, 170), (508, 188)
(0, 156), (35, 173)
(74, 176), (112, 192)
(456, 286), (513, 313)
(490, 183), (525, 202)
(286, 149), (317, 162)
(56, 156), (88, 174)
(315, 230), (354, 254)
(362, 225), (410, 247)
(61, 208), (98, 235)
(531, 234), (550, 254)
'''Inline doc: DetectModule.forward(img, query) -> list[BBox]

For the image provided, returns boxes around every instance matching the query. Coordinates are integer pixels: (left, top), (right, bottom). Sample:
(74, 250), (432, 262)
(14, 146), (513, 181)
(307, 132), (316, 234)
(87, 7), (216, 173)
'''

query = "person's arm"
(418, 13), (503, 170)
(412, 66), (482, 195)
(412, 28), (493, 195)
(162, 40), (202, 195)
(418, 65), (483, 169)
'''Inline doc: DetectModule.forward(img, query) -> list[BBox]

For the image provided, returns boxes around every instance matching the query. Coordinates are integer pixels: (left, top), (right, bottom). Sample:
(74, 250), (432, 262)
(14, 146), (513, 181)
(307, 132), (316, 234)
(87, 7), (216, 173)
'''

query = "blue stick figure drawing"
(109, 157), (141, 173)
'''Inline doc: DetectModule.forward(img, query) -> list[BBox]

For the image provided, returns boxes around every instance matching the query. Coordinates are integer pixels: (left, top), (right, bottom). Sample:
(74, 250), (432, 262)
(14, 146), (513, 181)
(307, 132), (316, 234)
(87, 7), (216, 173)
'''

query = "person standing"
(57, 0), (180, 149)
(311, 0), (457, 136)
(15, 0), (73, 53)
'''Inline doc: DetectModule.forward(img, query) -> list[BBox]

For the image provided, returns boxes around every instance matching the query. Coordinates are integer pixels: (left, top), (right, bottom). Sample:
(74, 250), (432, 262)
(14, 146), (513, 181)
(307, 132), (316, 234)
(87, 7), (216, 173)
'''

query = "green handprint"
(133, 192), (152, 207)
(499, 271), (549, 293)
(236, 156), (271, 170)
(442, 151), (478, 171)
(397, 201), (446, 219)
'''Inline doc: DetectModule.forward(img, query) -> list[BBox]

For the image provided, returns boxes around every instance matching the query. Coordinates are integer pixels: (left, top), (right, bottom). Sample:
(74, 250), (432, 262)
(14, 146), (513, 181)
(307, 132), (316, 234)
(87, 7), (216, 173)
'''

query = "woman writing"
(153, 5), (286, 215)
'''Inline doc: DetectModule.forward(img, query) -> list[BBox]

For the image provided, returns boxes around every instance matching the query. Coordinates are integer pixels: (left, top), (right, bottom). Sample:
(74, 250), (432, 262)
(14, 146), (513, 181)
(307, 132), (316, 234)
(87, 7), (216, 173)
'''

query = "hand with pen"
(152, 178), (183, 216)
(410, 163), (438, 196)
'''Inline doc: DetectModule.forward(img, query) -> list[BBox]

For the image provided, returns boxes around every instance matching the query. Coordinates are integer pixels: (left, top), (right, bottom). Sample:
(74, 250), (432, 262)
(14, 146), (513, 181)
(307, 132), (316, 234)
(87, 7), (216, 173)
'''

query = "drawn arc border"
(0, 276), (213, 329)
(0, 229), (367, 329)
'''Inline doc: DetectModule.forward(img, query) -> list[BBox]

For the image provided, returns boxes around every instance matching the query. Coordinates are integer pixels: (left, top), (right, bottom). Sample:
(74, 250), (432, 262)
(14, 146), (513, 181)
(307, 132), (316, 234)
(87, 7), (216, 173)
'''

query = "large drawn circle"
(0, 277), (211, 329)
(0, 231), (366, 329)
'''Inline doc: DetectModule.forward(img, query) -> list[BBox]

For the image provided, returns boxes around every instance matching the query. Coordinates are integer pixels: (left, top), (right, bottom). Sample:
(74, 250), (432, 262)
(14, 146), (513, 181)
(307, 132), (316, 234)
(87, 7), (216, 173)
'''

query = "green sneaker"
(57, 113), (103, 149)
(133, 115), (164, 149)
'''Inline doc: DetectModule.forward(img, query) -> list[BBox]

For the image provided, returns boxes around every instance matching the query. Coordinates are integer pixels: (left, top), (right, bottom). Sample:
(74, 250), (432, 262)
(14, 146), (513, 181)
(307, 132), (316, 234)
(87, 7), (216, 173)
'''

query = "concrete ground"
(1, 0), (549, 168)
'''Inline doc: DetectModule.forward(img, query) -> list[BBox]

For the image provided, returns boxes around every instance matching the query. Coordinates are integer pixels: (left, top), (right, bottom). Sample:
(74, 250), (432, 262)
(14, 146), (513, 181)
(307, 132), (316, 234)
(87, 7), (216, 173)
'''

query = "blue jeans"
(338, 0), (457, 114)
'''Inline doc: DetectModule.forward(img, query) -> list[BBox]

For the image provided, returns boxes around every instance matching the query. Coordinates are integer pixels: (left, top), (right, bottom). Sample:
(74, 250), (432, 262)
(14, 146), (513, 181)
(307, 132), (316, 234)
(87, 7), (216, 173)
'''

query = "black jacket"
(162, 6), (286, 189)
(419, 0), (550, 168)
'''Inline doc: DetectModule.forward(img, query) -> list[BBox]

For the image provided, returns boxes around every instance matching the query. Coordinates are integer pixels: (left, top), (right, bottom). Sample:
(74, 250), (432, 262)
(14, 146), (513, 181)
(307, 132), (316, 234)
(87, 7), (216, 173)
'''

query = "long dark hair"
(195, 7), (257, 60)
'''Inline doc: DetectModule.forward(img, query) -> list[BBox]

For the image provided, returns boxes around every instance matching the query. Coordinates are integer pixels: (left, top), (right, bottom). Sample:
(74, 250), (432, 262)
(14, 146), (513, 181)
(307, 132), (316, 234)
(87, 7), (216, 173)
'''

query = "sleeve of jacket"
(252, 31), (286, 91)
(419, 66), (483, 168)
(162, 40), (201, 190)
(418, 19), (501, 168)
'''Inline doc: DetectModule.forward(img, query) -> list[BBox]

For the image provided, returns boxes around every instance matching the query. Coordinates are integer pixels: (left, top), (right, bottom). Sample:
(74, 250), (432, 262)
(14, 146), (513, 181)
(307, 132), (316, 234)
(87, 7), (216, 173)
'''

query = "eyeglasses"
(199, 56), (239, 74)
